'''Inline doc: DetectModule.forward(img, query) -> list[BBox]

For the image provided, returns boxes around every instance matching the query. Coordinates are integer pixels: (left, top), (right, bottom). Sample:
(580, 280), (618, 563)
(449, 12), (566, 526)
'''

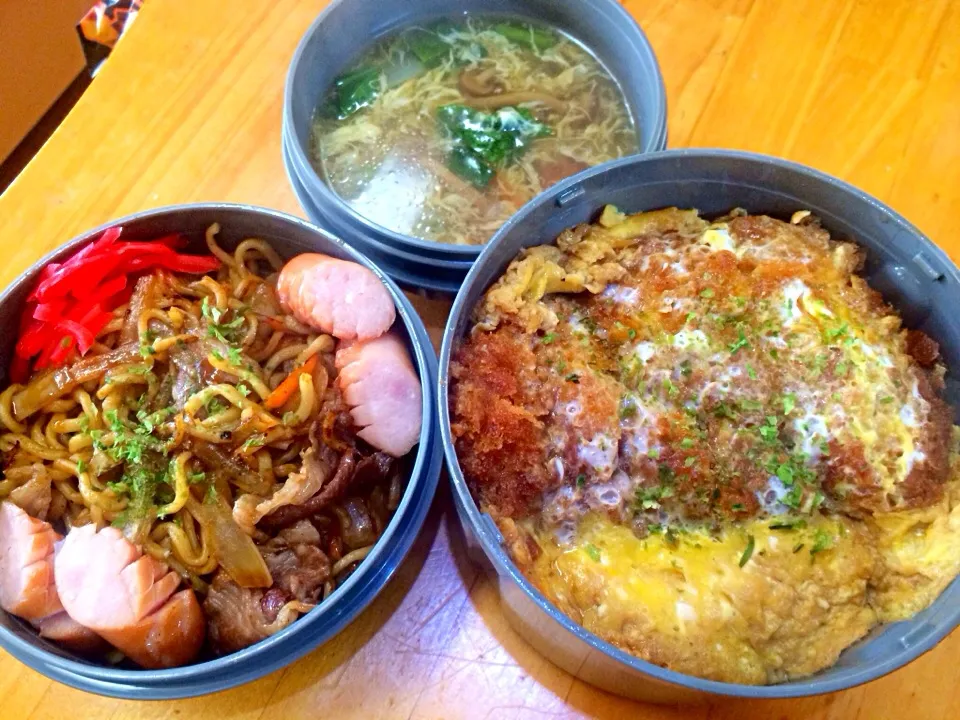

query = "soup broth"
(312, 17), (638, 246)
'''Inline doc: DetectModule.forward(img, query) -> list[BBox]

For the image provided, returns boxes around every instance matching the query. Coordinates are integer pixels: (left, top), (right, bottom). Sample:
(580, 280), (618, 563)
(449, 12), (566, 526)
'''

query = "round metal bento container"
(282, 0), (668, 293)
(0, 203), (443, 699)
(438, 149), (960, 703)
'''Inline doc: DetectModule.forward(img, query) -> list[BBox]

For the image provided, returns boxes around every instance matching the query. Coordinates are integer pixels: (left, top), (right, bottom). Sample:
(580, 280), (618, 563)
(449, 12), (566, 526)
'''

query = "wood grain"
(0, 0), (958, 717)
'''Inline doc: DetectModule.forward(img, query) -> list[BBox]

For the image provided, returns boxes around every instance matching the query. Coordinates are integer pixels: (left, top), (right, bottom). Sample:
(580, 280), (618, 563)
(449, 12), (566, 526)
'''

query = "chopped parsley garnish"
(810, 529), (834, 555)
(824, 322), (848, 343)
(679, 359), (692, 376)
(810, 490), (825, 512)
(758, 415), (779, 444)
(636, 484), (674, 510)
(541, 333), (555, 344)
(770, 517), (807, 531)
(565, 373), (580, 384)
(713, 402), (738, 420)
(776, 463), (795, 485)
(680, 437), (695, 449)
(619, 395), (638, 419)
(242, 435), (265, 450)
(585, 544), (601, 562)
(684, 456), (696, 467)
(627, 328), (637, 339)
(728, 329), (749, 354)
(782, 393), (796, 415)
(699, 288), (715, 299)
(782, 484), (804, 508)
(202, 296), (246, 344)
(576, 473), (586, 488)
(746, 364), (757, 380)
(647, 448), (660, 459)
(739, 534), (755, 567)
(205, 397), (227, 416)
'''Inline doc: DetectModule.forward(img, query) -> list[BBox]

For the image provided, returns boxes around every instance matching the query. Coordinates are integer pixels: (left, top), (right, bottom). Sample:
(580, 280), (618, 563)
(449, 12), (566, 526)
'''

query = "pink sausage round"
(335, 332), (423, 458)
(0, 501), (63, 622)
(55, 524), (205, 668)
(277, 253), (396, 341)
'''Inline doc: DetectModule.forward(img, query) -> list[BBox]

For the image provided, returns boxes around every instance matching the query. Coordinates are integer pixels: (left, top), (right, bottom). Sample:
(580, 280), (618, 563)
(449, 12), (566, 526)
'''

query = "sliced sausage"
(0, 501), (63, 621)
(55, 524), (205, 668)
(106, 590), (206, 668)
(335, 332), (422, 457)
(276, 254), (395, 341)
(37, 612), (108, 655)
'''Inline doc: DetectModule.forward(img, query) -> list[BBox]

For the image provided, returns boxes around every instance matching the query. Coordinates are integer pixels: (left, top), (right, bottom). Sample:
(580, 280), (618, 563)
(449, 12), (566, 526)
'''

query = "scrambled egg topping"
(452, 207), (960, 684)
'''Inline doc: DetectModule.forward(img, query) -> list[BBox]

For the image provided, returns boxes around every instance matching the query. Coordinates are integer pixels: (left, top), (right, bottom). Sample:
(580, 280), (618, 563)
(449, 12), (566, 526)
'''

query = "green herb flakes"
(739, 535), (755, 567)
(810, 529), (834, 556)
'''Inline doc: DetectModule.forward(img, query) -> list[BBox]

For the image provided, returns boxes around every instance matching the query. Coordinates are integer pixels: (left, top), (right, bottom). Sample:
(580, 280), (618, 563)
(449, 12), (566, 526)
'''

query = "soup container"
(282, 136), (467, 295)
(439, 149), (960, 703)
(282, 0), (668, 293)
(0, 204), (443, 699)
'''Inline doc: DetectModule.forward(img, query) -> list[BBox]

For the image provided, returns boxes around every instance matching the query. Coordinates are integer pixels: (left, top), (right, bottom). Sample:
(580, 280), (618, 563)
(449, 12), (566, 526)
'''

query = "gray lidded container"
(282, 0), (668, 291)
(439, 149), (960, 703)
(282, 134), (467, 295)
(0, 204), (443, 699)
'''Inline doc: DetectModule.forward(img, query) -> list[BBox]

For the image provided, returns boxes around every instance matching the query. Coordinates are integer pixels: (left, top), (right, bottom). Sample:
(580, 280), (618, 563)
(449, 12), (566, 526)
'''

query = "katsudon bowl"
(0, 204), (443, 699)
(438, 150), (960, 703)
(282, 0), (667, 292)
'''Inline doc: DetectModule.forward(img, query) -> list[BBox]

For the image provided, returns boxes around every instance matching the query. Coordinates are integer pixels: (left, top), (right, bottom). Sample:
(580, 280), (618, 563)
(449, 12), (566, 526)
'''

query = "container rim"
(282, 136), (474, 271)
(438, 148), (960, 699)
(281, 149), (466, 296)
(0, 202), (443, 698)
(282, 0), (668, 258)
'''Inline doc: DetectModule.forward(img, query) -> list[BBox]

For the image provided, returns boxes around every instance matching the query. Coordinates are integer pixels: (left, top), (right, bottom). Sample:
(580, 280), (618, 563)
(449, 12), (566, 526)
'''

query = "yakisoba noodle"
(0, 225), (407, 657)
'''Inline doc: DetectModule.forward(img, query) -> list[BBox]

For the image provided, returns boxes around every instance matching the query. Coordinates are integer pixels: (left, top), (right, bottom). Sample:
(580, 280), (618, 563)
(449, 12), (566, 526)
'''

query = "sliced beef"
(262, 523), (331, 600)
(353, 452), (395, 487)
(204, 521), (330, 655)
(258, 450), (367, 531)
(204, 572), (283, 654)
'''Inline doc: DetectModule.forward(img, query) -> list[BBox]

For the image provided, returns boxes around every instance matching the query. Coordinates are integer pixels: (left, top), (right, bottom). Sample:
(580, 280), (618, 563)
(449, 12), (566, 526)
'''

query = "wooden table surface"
(1, 0), (959, 718)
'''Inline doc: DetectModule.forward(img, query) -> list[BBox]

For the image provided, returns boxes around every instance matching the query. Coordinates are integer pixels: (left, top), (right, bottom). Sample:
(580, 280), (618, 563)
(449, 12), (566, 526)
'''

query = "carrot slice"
(263, 353), (318, 411)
